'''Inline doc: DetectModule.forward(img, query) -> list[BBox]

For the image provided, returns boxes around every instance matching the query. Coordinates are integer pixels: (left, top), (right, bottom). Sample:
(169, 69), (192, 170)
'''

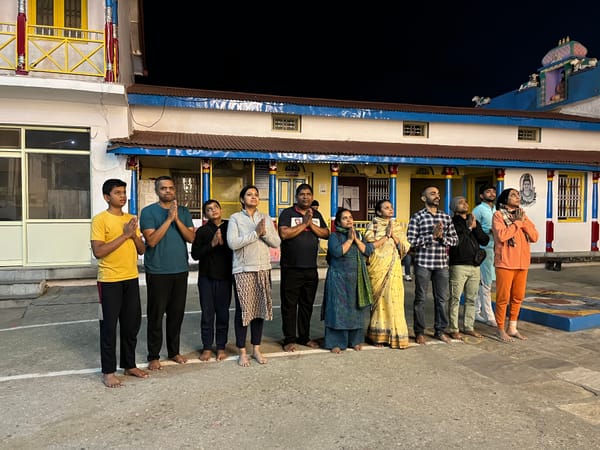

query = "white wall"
(503, 170), (593, 254)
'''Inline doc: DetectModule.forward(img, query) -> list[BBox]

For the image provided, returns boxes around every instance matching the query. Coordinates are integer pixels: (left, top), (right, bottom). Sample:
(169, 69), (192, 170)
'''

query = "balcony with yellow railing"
(0, 21), (105, 78)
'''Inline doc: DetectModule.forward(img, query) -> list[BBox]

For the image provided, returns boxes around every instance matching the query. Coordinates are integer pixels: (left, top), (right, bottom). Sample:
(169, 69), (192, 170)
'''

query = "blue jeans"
(413, 265), (449, 336)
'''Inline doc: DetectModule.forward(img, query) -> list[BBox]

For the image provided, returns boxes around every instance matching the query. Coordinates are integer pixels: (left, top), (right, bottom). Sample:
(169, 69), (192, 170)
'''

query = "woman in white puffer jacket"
(227, 185), (281, 367)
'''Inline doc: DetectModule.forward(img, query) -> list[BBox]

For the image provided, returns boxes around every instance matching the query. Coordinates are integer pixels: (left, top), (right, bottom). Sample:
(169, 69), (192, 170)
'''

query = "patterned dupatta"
(499, 207), (531, 247)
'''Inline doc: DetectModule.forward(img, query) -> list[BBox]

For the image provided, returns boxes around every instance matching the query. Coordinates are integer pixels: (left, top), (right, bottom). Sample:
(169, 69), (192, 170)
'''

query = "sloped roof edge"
(109, 131), (600, 169)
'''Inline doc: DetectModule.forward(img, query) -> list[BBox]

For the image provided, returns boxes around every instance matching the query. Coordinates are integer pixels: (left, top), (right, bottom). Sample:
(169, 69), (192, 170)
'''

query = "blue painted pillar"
(389, 164), (398, 215)
(330, 163), (340, 231)
(127, 156), (138, 214)
(201, 159), (210, 205)
(495, 168), (505, 198)
(442, 167), (454, 214)
(269, 161), (277, 219)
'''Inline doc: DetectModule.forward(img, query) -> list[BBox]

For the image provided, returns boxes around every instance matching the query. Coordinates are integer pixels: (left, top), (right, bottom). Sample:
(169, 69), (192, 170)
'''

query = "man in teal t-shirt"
(140, 176), (195, 371)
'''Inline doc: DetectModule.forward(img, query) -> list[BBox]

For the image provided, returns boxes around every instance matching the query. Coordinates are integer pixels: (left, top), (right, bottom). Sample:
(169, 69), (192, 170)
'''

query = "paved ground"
(1, 264), (600, 449)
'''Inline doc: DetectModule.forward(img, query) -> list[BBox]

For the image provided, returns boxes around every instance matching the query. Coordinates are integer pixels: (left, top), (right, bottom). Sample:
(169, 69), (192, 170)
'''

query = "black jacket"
(190, 220), (233, 280)
(449, 214), (489, 266)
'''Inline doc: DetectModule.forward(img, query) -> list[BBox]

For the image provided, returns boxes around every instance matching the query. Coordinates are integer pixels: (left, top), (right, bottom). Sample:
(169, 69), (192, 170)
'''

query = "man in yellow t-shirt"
(90, 179), (148, 388)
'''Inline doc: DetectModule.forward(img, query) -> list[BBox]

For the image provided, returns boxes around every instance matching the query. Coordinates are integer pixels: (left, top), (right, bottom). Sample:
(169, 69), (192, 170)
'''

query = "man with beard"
(407, 185), (458, 345)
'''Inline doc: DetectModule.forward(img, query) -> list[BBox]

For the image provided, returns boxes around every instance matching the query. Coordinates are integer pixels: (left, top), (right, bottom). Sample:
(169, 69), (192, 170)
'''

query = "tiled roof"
(109, 131), (600, 166)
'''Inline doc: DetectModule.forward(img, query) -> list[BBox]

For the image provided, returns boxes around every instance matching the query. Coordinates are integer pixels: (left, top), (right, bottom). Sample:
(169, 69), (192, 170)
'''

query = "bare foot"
(463, 330), (483, 338)
(353, 344), (362, 351)
(415, 334), (426, 345)
(436, 333), (452, 344)
(283, 343), (297, 352)
(251, 351), (268, 364)
(449, 331), (463, 340)
(305, 340), (320, 349)
(375, 343), (384, 348)
(199, 350), (213, 362)
(171, 354), (187, 364)
(507, 330), (528, 340)
(148, 359), (162, 371)
(216, 350), (228, 361)
(331, 347), (342, 354)
(124, 367), (149, 379)
(238, 350), (250, 367)
(102, 373), (122, 388)
(496, 329), (514, 342)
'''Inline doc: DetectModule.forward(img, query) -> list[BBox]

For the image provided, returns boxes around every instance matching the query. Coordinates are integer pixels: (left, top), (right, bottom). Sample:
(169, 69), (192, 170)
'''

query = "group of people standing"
(322, 183), (539, 353)
(91, 176), (538, 388)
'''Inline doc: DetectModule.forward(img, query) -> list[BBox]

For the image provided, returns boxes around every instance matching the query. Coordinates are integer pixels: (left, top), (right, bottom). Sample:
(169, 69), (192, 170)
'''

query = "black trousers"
(98, 278), (142, 374)
(146, 271), (188, 361)
(280, 267), (319, 345)
(233, 280), (264, 348)
(198, 276), (232, 351)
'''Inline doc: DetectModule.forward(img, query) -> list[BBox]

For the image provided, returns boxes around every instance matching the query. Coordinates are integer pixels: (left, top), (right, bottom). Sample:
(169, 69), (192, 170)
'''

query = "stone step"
(0, 279), (48, 300)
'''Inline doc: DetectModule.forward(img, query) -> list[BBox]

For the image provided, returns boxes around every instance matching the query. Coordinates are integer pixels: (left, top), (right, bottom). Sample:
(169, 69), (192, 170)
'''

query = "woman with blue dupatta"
(321, 208), (374, 353)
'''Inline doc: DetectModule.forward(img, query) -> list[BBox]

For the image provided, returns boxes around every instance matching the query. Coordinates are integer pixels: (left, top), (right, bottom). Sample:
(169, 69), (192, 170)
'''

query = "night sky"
(138, 2), (600, 107)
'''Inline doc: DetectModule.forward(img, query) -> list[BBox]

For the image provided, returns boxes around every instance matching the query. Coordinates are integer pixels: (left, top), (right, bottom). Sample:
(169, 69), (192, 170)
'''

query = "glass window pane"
(0, 128), (21, 148)
(25, 129), (90, 150)
(28, 154), (90, 219)
(0, 157), (22, 221)
(36, 0), (54, 26)
(64, 0), (82, 28)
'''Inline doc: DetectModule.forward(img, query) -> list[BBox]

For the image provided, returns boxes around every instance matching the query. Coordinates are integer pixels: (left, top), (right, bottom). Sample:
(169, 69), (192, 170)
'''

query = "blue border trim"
(127, 94), (600, 132)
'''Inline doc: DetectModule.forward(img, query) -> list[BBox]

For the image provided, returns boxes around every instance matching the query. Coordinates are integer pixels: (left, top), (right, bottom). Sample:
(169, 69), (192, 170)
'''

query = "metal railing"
(0, 22), (105, 77)
(0, 22), (16, 70)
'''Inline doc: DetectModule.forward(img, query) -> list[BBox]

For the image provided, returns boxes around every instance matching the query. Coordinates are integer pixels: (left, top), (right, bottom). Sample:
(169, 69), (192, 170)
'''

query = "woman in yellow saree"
(364, 199), (411, 349)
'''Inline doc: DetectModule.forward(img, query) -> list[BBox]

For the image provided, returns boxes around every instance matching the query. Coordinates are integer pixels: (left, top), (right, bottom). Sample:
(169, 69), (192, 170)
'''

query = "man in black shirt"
(278, 184), (330, 352)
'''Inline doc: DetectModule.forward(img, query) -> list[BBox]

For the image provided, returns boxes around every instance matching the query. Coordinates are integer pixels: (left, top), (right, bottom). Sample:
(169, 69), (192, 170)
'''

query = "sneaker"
(403, 275), (412, 282)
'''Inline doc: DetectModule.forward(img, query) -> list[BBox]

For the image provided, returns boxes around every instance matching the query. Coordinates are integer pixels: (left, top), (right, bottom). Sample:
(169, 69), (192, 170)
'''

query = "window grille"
(403, 122), (428, 137)
(172, 173), (201, 219)
(518, 127), (540, 142)
(367, 178), (389, 220)
(272, 114), (301, 132)
(557, 173), (584, 221)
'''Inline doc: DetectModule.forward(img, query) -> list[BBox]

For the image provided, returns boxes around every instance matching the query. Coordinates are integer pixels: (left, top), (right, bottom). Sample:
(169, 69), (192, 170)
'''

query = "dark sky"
(138, 2), (600, 107)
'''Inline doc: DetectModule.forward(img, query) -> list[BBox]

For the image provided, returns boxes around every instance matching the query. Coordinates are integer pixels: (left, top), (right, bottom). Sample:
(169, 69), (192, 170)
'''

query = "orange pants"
(494, 267), (529, 329)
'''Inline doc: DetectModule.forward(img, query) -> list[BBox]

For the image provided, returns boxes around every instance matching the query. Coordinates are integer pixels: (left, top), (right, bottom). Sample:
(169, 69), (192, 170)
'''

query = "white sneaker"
(403, 275), (412, 282)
